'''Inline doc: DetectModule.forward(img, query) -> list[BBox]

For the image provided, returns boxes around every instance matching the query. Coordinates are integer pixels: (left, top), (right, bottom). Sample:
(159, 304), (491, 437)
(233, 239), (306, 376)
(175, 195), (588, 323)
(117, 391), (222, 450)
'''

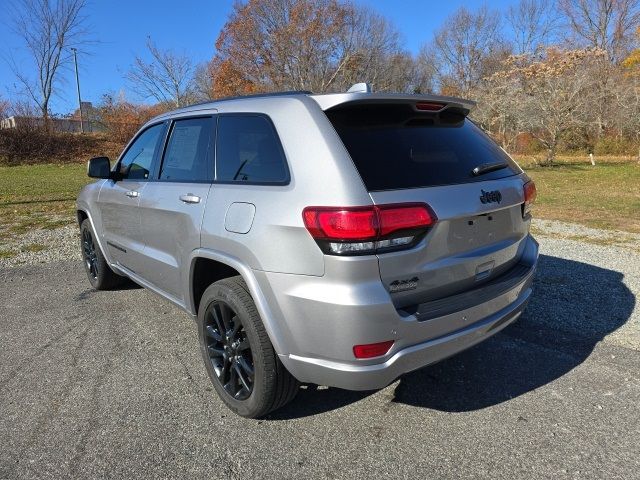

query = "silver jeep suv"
(77, 87), (538, 418)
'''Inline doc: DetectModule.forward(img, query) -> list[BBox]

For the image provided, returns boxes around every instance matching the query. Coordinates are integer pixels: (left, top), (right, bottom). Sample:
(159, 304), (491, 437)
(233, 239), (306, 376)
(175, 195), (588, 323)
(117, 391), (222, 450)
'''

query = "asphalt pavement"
(1, 235), (639, 479)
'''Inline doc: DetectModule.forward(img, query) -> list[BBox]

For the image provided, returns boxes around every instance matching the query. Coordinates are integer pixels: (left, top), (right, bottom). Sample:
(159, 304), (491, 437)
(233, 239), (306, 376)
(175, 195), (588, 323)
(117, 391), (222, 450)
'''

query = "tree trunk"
(545, 139), (557, 165)
(41, 104), (51, 134)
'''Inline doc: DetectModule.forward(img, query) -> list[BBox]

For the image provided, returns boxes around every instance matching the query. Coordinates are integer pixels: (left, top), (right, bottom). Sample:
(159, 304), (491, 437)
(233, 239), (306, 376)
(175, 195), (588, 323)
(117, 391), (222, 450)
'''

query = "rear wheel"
(198, 276), (299, 418)
(80, 219), (126, 290)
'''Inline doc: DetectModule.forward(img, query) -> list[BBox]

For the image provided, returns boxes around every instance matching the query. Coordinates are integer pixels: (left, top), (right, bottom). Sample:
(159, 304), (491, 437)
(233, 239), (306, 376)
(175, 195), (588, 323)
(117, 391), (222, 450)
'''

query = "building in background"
(0, 102), (104, 132)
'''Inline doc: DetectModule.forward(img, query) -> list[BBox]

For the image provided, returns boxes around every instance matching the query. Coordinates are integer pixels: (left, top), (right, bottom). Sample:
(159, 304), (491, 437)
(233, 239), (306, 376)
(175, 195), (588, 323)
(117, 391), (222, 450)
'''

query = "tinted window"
(326, 104), (520, 191)
(216, 115), (288, 184)
(160, 117), (214, 182)
(118, 123), (164, 180)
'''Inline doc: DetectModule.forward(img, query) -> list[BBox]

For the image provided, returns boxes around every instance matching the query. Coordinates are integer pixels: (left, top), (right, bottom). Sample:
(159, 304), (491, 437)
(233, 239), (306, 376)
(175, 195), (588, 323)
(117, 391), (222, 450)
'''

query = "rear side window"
(160, 117), (214, 182)
(325, 104), (520, 191)
(216, 115), (288, 184)
(118, 123), (164, 180)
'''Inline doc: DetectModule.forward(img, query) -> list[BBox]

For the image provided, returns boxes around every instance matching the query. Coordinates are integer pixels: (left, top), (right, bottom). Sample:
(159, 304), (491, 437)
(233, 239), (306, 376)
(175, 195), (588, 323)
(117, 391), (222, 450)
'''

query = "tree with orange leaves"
(97, 93), (170, 144)
(204, 0), (423, 98)
(619, 28), (640, 159)
(622, 27), (640, 70)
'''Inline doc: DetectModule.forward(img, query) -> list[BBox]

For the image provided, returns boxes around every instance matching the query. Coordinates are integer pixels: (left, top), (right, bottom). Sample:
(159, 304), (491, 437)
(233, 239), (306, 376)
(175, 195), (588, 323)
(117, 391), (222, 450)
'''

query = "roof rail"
(186, 90), (313, 108)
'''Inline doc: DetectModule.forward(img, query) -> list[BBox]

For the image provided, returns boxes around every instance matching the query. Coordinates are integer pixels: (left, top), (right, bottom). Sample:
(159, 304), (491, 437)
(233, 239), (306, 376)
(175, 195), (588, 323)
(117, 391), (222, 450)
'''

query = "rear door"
(325, 102), (530, 309)
(137, 116), (215, 302)
(97, 122), (166, 273)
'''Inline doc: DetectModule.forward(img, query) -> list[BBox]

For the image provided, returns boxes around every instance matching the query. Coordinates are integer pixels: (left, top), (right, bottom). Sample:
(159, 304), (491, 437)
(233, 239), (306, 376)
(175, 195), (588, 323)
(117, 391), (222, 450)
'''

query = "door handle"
(179, 193), (201, 204)
(125, 190), (139, 198)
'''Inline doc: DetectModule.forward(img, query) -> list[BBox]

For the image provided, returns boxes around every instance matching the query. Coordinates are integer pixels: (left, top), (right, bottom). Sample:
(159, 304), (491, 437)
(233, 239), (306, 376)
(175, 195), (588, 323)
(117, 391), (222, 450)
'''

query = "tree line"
(4, 0), (640, 163)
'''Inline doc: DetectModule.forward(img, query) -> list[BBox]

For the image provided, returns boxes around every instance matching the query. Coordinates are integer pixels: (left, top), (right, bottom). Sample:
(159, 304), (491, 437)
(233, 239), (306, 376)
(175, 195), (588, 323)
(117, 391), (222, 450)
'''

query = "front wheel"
(79, 219), (126, 290)
(198, 276), (299, 418)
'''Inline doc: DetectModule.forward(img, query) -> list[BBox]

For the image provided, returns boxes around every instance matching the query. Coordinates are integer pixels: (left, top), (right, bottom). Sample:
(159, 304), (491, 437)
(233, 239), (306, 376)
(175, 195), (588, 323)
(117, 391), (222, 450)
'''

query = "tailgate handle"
(475, 261), (495, 281)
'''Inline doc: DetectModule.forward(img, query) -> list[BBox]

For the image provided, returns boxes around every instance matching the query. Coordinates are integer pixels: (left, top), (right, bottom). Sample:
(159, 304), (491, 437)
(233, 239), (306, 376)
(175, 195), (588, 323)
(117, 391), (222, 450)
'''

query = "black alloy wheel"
(82, 227), (99, 281)
(79, 218), (126, 290)
(197, 276), (299, 418)
(204, 300), (255, 400)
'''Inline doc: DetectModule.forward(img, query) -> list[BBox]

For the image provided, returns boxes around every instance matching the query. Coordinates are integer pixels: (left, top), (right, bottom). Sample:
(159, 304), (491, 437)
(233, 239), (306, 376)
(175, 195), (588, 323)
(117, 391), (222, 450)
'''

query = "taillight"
(303, 203), (436, 255)
(353, 340), (394, 359)
(523, 181), (537, 217)
(302, 207), (377, 240)
(416, 102), (445, 111)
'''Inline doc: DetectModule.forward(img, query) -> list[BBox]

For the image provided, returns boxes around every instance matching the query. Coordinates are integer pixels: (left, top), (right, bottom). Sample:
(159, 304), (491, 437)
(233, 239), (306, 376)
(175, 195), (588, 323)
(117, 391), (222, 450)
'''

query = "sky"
(0, 0), (515, 114)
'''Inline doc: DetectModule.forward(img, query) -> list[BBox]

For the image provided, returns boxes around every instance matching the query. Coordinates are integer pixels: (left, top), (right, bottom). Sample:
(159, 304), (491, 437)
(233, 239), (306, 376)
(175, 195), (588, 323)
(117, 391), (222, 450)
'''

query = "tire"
(197, 276), (299, 418)
(79, 218), (126, 290)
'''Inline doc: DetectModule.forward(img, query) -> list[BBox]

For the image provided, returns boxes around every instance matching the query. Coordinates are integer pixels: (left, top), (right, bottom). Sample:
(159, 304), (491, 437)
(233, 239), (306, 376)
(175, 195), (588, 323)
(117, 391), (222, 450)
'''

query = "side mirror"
(87, 156), (112, 179)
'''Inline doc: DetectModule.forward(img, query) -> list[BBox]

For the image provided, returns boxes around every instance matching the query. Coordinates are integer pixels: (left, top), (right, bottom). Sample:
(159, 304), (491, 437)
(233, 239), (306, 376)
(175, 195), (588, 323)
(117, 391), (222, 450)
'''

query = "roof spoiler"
(310, 91), (475, 116)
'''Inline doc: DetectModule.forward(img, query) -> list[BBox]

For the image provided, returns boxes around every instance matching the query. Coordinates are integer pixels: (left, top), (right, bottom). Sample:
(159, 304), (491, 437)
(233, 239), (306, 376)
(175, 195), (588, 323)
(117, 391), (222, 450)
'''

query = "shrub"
(0, 126), (123, 166)
(97, 94), (169, 144)
(593, 136), (639, 156)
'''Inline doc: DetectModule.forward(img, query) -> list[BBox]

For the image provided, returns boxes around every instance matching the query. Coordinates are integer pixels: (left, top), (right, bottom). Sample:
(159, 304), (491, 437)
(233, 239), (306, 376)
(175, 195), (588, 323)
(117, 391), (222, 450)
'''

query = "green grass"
(0, 163), (92, 240)
(0, 163), (90, 204)
(525, 162), (640, 233)
(0, 160), (639, 242)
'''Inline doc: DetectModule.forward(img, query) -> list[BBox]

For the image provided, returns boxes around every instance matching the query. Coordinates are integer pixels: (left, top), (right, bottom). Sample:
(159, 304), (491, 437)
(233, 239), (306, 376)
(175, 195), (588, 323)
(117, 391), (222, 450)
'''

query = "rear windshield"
(325, 104), (520, 191)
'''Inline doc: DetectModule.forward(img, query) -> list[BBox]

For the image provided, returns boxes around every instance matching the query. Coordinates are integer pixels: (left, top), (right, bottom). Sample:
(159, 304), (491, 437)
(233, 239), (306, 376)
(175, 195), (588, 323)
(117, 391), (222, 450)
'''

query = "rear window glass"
(325, 104), (520, 191)
(216, 115), (289, 184)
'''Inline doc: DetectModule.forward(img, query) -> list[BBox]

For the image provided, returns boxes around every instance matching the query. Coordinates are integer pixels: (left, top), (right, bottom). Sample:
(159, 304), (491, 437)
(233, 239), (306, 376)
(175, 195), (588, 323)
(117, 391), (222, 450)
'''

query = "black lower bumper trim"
(406, 261), (536, 322)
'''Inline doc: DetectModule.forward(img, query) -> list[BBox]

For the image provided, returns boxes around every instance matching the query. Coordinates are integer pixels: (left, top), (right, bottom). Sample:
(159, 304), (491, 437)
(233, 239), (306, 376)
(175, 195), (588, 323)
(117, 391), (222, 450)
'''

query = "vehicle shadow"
(392, 253), (635, 412)
(110, 278), (143, 290)
(269, 254), (635, 419)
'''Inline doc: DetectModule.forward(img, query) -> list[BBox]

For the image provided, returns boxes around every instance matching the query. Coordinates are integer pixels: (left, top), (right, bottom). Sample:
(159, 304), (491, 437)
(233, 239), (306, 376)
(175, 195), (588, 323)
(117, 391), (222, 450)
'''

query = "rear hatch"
(324, 100), (530, 309)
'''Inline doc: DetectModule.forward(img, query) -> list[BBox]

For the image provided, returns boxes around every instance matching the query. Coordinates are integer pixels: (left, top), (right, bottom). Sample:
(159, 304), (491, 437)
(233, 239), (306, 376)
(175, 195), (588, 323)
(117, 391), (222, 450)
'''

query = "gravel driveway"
(1, 220), (639, 479)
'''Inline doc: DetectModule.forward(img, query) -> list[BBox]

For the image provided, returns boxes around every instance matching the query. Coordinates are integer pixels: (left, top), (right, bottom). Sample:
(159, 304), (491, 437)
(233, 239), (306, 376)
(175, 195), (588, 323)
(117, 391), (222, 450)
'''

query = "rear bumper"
(261, 235), (538, 390)
(279, 287), (530, 390)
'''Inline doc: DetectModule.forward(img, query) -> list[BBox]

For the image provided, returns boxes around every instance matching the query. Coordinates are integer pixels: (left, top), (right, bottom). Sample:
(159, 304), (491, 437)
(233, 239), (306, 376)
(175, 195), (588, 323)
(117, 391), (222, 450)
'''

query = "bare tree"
(506, 0), (560, 55)
(559, 0), (640, 62)
(331, 6), (416, 92)
(412, 49), (437, 94)
(489, 48), (606, 163)
(622, 82), (640, 160)
(126, 38), (195, 108)
(426, 5), (507, 97)
(192, 62), (216, 101)
(0, 96), (10, 120)
(381, 52), (430, 93)
(613, 56), (640, 158)
(558, 0), (639, 140)
(473, 71), (524, 153)
(9, 0), (88, 124)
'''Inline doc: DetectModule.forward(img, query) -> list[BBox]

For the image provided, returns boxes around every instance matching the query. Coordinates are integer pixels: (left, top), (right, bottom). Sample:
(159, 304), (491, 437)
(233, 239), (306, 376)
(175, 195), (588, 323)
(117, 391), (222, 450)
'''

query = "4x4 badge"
(389, 277), (419, 293)
(480, 189), (502, 204)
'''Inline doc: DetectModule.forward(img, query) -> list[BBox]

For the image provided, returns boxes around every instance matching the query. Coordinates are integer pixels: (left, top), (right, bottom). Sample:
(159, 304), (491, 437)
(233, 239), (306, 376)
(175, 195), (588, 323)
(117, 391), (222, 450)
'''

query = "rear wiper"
(471, 161), (508, 176)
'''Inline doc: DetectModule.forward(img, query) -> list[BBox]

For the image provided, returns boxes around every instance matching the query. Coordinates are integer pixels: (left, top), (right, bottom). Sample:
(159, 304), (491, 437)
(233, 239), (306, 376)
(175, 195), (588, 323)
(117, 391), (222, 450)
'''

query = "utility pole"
(71, 47), (84, 133)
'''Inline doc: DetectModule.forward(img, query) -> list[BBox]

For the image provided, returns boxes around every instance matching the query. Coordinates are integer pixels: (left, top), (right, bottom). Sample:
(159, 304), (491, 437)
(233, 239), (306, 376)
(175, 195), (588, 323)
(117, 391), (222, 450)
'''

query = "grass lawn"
(0, 163), (91, 241)
(0, 160), (638, 245)
(525, 162), (640, 233)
